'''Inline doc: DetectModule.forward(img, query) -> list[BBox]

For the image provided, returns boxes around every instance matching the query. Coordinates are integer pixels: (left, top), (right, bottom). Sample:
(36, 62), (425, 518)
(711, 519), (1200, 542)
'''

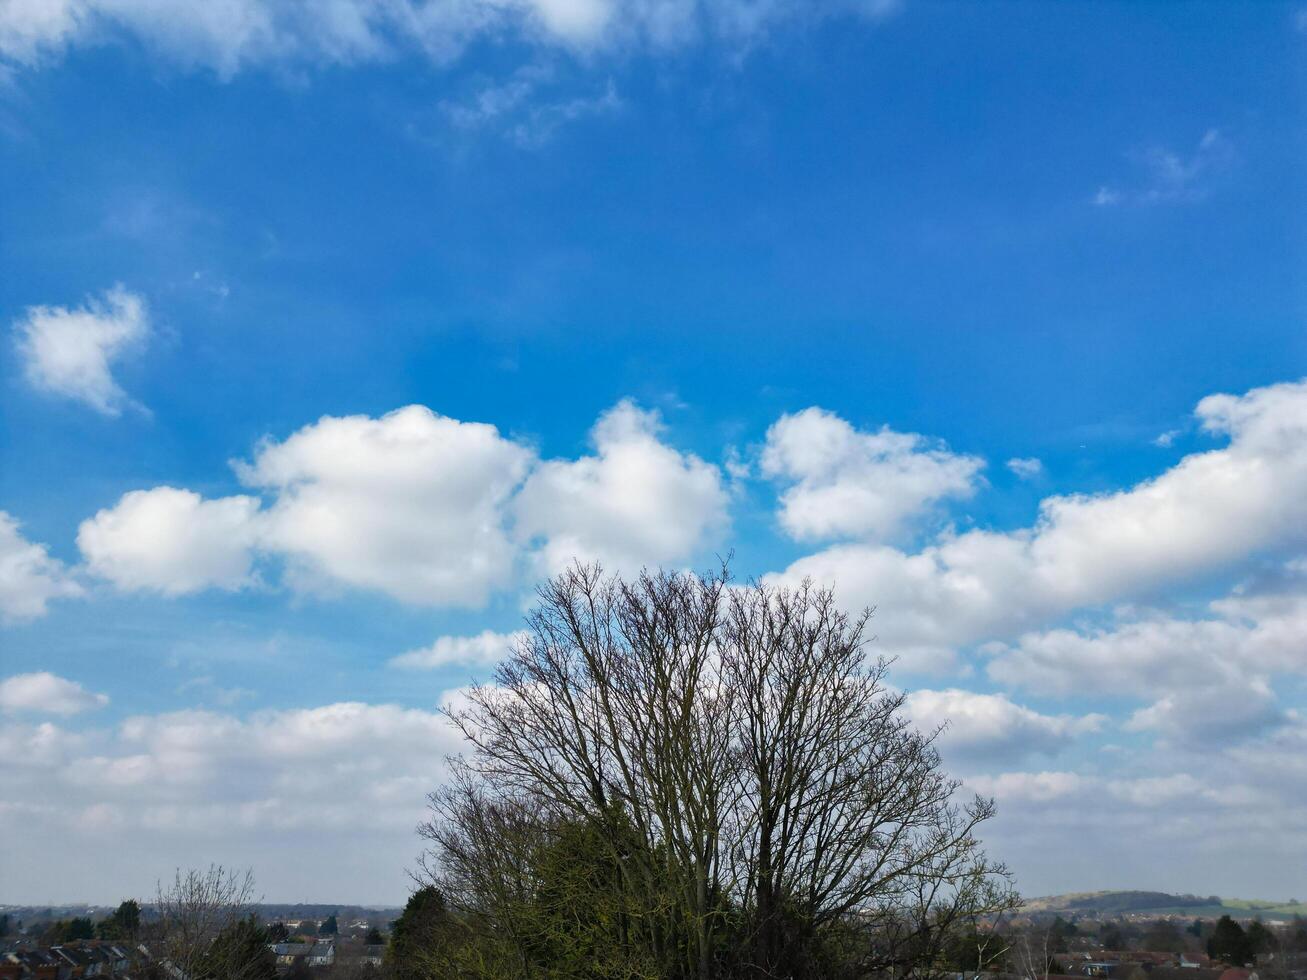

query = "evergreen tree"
(387, 887), (464, 980)
(97, 900), (142, 941)
(1207, 916), (1253, 966)
(1246, 920), (1277, 957)
(198, 915), (276, 980)
(319, 914), (338, 936)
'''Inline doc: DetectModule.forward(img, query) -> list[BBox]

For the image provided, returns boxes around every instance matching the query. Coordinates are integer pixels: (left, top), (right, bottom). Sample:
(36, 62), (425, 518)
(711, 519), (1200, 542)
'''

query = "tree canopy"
(1207, 916), (1253, 966)
(414, 564), (1015, 980)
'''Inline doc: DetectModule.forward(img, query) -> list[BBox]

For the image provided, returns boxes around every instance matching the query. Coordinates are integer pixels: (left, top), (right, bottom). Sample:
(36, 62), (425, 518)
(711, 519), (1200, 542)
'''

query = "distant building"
(274, 940), (315, 969)
(307, 940), (335, 967)
(1, 941), (135, 978)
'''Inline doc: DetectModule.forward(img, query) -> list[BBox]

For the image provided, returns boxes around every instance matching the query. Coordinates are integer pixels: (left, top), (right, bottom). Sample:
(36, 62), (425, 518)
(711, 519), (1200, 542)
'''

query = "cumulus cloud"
(237, 405), (533, 606)
(515, 400), (729, 575)
(12, 284), (148, 415)
(0, 511), (82, 622)
(78, 487), (262, 595)
(955, 710), (1307, 895)
(73, 400), (726, 608)
(0, 672), (107, 715)
(985, 563), (1307, 745)
(1124, 681), (1286, 745)
(761, 407), (984, 542)
(988, 590), (1307, 698)
(905, 688), (1102, 765)
(0, 698), (470, 904)
(768, 379), (1307, 666)
(389, 629), (527, 670)
(0, 700), (463, 843)
(0, 0), (900, 77)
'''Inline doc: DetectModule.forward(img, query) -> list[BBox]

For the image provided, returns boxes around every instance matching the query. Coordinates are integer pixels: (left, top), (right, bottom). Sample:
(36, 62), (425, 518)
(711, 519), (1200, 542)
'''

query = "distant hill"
(1022, 891), (1307, 921)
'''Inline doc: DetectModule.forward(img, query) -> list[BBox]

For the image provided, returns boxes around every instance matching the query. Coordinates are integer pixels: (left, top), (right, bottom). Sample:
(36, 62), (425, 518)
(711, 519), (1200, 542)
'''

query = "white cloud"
(12, 284), (148, 415)
(390, 629), (527, 670)
(965, 769), (1083, 804)
(1094, 129), (1235, 207)
(73, 400), (726, 607)
(905, 688), (1102, 765)
(1092, 186), (1122, 207)
(440, 65), (621, 147)
(0, 0), (901, 77)
(0, 511), (81, 622)
(1006, 457), (1043, 480)
(77, 487), (262, 595)
(0, 672), (107, 715)
(527, 0), (612, 43)
(515, 400), (728, 575)
(0, 0), (84, 66)
(0, 695), (474, 901)
(0, 699), (464, 837)
(988, 590), (1307, 699)
(768, 379), (1307, 666)
(237, 405), (533, 607)
(985, 562), (1307, 746)
(964, 737), (1307, 897)
(761, 407), (984, 542)
(1124, 681), (1285, 745)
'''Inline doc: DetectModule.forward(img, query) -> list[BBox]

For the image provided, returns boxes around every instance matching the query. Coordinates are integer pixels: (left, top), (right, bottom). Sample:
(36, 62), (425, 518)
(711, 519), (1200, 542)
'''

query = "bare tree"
(439, 564), (737, 978)
(723, 582), (1014, 977)
(150, 865), (271, 980)
(426, 564), (1016, 980)
(1010, 924), (1055, 980)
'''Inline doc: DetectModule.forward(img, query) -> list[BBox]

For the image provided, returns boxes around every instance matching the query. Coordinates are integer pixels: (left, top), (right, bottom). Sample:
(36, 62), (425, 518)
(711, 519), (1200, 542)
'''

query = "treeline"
(390, 566), (1016, 980)
(24, 900), (141, 945)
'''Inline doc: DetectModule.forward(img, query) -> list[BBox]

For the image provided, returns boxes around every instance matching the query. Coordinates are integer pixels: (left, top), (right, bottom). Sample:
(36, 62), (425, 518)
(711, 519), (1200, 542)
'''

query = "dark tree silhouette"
(420, 564), (1016, 980)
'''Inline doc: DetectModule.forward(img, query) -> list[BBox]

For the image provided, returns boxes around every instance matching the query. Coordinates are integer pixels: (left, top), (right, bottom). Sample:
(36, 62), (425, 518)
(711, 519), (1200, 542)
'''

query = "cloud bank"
(0, 0), (901, 77)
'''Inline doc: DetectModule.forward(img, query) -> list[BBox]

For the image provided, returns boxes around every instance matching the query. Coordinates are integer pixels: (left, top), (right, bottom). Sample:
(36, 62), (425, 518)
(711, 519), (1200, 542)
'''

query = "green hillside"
(1022, 891), (1307, 921)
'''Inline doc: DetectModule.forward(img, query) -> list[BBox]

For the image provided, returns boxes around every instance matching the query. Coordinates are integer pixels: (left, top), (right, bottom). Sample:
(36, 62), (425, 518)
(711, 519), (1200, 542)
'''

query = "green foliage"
(514, 815), (664, 979)
(1291, 921), (1307, 953)
(197, 915), (276, 980)
(42, 917), (95, 944)
(943, 926), (1008, 972)
(97, 900), (142, 940)
(365, 926), (385, 945)
(319, 914), (338, 935)
(0, 914), (9, 937)
(1100, 923), (1126, 950)
(1207, 916), (1253, 966)
(267, 921), (290, 942)
(1246, 920), (1278, 955)
(1143, 920), (1185, 954)
(386, 887), (464, 980)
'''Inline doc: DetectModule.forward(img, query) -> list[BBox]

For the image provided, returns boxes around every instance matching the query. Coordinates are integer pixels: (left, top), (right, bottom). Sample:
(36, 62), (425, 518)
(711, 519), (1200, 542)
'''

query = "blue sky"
(1, 0), (1305, 905)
